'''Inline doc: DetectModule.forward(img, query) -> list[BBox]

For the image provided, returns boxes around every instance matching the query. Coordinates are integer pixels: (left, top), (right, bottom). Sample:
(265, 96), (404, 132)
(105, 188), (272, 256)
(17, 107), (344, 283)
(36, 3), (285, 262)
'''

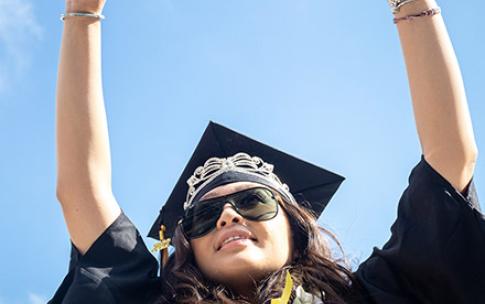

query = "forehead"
(200, 181), (268, 200)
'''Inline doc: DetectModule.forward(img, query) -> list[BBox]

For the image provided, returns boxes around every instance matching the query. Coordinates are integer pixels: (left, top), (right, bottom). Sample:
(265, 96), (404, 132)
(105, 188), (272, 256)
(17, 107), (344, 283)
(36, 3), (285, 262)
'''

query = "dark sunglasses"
(181, 187), (280, 239)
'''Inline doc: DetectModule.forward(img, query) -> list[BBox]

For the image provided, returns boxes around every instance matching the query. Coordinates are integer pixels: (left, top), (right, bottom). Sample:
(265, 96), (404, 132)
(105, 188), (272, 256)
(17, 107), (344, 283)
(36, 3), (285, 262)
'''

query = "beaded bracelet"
(393, 7), (441, 24)
(60, 12), (105, 22)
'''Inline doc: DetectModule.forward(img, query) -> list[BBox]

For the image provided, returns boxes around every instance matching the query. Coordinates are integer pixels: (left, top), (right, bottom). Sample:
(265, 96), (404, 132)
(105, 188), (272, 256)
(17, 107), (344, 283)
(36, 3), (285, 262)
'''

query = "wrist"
(65, 10), (103, 16)
(65, 2), (104, 15)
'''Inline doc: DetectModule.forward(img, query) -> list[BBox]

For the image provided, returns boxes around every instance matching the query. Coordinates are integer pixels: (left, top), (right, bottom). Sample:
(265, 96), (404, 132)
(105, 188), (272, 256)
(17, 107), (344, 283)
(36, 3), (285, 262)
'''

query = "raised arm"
(56, 0), (121, 254)
(395, 0), (478, 193)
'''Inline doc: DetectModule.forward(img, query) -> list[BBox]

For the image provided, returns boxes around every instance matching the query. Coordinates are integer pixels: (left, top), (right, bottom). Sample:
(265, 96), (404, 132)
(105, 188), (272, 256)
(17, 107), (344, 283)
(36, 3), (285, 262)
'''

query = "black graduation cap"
(148, 121), (345, 241)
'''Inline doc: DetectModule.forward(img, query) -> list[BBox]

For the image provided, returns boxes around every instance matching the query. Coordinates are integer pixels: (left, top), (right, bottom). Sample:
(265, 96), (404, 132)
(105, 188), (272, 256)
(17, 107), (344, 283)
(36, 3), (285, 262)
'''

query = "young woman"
(50, 0), (483, 303)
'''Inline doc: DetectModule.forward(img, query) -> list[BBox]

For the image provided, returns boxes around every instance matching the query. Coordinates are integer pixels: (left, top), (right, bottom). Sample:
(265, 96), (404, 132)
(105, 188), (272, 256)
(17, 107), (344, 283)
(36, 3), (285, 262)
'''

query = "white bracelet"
(388, 0), (419, 14)
(60, 12), (105, 21)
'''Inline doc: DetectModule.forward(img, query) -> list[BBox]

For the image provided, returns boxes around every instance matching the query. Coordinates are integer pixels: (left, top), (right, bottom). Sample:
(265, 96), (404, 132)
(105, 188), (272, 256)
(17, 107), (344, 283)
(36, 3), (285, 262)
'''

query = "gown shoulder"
(48, 212), (162, 304)
(355, 155), (484, 304)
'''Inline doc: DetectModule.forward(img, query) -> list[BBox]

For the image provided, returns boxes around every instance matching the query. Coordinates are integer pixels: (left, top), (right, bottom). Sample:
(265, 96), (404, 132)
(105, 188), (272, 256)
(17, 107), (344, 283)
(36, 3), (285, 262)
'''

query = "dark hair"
(156, 197), (363, 303)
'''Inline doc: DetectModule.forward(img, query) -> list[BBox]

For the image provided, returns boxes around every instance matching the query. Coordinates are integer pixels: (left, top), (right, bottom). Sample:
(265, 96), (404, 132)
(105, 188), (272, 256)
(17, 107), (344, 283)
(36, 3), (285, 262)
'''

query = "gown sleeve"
(48, 211), (161, 304)
(355, 155), (484, 304)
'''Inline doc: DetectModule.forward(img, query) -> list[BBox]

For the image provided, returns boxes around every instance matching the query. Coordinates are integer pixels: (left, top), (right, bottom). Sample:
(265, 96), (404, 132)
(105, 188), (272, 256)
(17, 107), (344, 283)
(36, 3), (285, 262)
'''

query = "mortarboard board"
(148, 121), (345, 241)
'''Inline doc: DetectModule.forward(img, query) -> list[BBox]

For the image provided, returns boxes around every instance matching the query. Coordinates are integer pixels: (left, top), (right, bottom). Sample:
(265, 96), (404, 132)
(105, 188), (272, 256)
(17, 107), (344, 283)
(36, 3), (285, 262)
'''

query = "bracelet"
(388, 0), (419, 14)
(393, 7), (441, 24)
(60, 12), (105, 21)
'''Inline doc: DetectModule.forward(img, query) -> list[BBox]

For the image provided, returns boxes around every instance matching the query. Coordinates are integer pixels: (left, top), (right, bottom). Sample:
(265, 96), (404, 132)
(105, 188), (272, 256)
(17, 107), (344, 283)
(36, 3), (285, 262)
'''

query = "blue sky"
(0, 0), (483, 303)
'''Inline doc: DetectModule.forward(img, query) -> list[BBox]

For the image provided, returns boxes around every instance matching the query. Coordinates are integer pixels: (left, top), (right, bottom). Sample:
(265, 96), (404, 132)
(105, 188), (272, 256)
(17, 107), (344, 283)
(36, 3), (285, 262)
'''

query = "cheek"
(245, 210), (293, 273)
(191, 237), (214, 272)
(264, 213), (293, 261)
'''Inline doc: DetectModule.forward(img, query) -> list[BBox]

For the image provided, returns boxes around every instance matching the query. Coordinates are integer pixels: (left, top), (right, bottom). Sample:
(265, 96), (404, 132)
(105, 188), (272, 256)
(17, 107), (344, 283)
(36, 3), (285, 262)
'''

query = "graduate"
(49, 0), (483, 303)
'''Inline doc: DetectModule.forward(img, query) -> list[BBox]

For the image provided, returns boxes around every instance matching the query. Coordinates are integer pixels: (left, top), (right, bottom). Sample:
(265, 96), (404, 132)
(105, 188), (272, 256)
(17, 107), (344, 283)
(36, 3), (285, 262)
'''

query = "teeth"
(222, 235), (248, 246)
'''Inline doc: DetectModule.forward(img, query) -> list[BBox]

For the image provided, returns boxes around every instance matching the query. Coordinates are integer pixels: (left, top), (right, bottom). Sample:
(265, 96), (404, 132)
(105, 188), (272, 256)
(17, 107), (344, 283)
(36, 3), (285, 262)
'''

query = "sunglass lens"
(237, 188), (278, 220)
(182, 203), (221, 238)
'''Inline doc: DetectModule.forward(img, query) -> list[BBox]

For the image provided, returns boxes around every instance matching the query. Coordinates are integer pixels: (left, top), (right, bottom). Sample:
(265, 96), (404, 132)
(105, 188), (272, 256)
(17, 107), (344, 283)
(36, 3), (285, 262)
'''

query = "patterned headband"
(184, 152), (296, 210)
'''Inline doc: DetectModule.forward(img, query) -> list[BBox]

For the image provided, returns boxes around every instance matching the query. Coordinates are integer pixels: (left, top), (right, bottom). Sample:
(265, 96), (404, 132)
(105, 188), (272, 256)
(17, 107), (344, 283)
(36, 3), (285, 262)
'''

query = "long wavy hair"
(156, 195), (363, 303)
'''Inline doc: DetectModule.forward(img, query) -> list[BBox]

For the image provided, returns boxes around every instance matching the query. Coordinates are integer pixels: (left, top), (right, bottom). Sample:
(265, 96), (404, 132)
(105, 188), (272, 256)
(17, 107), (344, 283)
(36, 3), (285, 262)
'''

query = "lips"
(216, 227), (257, 251)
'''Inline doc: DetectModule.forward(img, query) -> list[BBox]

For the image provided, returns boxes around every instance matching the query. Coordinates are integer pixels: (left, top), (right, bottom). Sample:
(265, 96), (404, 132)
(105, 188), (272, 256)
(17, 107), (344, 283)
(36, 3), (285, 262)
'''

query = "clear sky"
(0, 0), (483, 303)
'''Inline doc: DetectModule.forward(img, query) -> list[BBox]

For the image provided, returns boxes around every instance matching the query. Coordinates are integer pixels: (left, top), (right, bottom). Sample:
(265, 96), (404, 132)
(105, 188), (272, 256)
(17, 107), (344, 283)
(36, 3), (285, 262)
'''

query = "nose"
(216, 203), (243, 229)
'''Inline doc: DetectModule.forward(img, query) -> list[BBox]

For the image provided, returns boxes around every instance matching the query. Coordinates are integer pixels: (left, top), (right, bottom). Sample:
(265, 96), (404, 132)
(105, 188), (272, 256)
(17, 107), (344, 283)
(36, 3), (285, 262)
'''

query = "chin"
(207, 250), (283, 283)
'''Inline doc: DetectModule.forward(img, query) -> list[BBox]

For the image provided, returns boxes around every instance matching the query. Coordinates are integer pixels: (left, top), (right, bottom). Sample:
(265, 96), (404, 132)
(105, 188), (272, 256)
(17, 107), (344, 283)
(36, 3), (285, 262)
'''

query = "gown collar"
(270, 270), (325, 304)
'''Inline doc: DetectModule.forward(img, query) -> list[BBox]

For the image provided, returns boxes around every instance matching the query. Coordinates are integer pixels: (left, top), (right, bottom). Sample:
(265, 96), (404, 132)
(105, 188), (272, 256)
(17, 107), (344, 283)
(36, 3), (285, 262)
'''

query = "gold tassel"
(270, 270), (294, 304)
(151, 225), (171, 266)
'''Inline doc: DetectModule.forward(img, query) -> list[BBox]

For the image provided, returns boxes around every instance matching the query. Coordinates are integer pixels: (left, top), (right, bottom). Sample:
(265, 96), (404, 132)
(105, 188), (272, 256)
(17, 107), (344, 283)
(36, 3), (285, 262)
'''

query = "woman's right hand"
(65, 0), (106, 14)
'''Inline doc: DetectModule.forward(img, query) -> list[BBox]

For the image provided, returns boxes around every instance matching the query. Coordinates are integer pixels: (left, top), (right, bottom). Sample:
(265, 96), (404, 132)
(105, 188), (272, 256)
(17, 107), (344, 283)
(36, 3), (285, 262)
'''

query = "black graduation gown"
(47, 213), (161, 304)
(355, 155), (484, 303)
(48, 155), (484, 304)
